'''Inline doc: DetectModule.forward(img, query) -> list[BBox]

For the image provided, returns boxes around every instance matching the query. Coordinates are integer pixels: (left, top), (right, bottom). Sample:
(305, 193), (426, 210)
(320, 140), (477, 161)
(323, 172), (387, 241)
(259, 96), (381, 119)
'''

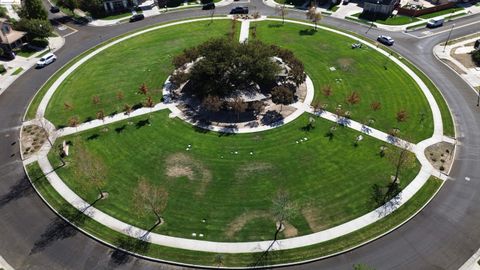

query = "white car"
(36, 53), (57, 67)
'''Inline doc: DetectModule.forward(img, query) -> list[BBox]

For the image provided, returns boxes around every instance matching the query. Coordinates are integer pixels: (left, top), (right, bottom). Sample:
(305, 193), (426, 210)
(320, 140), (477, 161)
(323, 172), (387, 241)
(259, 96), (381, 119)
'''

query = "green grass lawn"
(419, 7), (464, 19)
(44, 20), (235, 128)
(11, 67), (23, 75)
(351, 13), (420, 25)
(27, 159), (441, 267)
(48, 110), (420, 242)
(13, 46), (42, 58)
(254, 22), (434, 142)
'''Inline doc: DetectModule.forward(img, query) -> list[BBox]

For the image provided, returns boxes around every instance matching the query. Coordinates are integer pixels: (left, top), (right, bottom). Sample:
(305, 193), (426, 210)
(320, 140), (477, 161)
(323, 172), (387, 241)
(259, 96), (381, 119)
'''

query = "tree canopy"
(19, 0), (48, 20)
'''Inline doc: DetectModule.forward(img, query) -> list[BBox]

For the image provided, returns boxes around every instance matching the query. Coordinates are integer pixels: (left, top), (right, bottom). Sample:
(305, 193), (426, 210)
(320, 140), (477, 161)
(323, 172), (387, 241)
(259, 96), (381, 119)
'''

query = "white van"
(427, 18), (444, 28)
(36, 53), (57, 68)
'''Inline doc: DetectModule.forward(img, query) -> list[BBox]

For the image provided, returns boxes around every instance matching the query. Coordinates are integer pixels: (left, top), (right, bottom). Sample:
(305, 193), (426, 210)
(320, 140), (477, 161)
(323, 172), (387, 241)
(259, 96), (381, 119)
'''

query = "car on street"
(129, 14), (145, 22)
(50, 6), (60, 13)
(36, 53), (56, 68)
(202, 2), (215, 10)
(1, 50), (15, 60)
(230, 6), (248, 14)
(426, 18), (444, 28)
(377, 35), (394, 46)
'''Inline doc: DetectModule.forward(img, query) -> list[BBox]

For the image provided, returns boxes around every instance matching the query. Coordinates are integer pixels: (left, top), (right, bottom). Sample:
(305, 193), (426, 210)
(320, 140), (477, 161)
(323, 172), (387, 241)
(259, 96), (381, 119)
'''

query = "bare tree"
(306, 5), (322, 31)
(254, 190), (296, 266)
(116, 91), (124, 101)
(396, 109), (408, 122)
(76, 146), (107, 201)
(138, 83), (149, 96)
(321, 84), (333, 97)
(230, 97), (247, 120)
(124, 104), (132, 116)
(346, 91), (361, 106)
(96, 109), (105, 123)
(370, 101), (381, 111)
(92, 95), (101, 107)
(275, 4), (288, 24)
(68, 116), (79, 127)
(202, 95), (223, 112)
(133, 178), (169, 236)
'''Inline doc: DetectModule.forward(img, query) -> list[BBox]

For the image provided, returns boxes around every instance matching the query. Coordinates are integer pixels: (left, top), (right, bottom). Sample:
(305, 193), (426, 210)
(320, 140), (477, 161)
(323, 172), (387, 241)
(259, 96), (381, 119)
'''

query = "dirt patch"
(336, 58), (355, 72)
(21, 125), (48, 158)
(425, 141), (455, 173)
(282, 221), (298, 238)
(165, 153), (212, 196)
(451, 48), (478, 69)
(302, 207), (326, 232)
(225, 211), (270, 238)
(235, 162), (274, 179)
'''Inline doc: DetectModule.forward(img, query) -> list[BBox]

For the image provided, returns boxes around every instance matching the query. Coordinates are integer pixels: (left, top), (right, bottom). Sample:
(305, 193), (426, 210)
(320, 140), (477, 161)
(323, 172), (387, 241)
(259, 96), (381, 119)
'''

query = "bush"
(472, 50), (480, 66)
(0, 64), (6, 74)
(29, 38), (48, 48)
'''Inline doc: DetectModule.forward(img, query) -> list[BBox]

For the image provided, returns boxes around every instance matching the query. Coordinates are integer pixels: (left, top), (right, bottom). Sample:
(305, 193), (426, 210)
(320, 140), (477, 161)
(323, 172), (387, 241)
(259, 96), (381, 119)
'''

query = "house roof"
(0, 19), (26, 45)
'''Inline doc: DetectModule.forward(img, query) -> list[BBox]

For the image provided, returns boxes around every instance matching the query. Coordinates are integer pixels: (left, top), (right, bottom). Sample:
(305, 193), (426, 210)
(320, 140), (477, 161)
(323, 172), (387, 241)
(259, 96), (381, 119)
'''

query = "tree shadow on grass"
(135, 119), (150, 129)
(109, 235), (150, 266)
(299, 29), (316, 36)
(268, 23), (283, 28)
(115, 125), (127, 134)
(29, 204), (88, 255)
(86, 134), (100, 141)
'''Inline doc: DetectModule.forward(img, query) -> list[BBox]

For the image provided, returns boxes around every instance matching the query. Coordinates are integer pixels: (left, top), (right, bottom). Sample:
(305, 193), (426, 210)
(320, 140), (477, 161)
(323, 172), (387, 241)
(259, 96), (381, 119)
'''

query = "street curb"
(19, 17), (452, 268)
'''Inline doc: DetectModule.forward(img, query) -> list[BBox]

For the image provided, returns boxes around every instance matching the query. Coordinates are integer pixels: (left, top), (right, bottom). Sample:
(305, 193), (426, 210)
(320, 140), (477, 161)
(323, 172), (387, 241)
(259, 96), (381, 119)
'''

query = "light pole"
(477, 87), (479, 107)
(443, 23), (455, 53)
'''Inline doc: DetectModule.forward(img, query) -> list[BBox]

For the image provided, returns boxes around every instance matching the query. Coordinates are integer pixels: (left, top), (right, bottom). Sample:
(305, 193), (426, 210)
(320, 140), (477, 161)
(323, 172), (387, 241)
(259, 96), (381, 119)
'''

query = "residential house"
(0, 18), (25, 52)
(363, 0), (400, 18)
(103, 0), (139, 13)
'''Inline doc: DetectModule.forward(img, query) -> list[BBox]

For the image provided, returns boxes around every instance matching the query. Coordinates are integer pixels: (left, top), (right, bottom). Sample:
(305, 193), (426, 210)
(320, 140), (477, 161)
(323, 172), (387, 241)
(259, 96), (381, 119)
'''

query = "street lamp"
(443, 23), (455, 53)
(477, 87), (479, 107)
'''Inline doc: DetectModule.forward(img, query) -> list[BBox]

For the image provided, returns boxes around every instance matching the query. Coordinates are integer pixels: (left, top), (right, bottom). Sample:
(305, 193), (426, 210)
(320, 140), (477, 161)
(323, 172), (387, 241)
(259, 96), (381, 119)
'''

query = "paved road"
(0, 3), (479, 269)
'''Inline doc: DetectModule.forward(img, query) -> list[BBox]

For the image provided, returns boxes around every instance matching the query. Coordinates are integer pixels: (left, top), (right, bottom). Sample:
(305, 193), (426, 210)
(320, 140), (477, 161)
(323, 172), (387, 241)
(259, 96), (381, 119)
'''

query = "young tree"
(306, 6), (322, 31)
(396, 110), (408, 122)
(76, 146), (107, 201)
(133, 178), (169, 234)
(138, 83), (149, 96)
(383, 141), (415, 202)
(96, 109), (105, 123)
(202, 95), (223, 112)
(288, 62), (306, 87)
(20, 0), (48, 20)
(144, 96), (155, 108)
(321, 85), (333, 97)
(346, 91), (361, 106)
(230, 97), (247, 120)
(370, 101), (381, 111)
(116, 91), (124, 101)
(275, 4), (288, 24)
(64, 102), (73, 111)
(68, 116), (79, 127)
(271, 85), (294, 111)
(92, 95), (100, 106)
(124, 104), (132, 116)
(250, 101), (264, 116)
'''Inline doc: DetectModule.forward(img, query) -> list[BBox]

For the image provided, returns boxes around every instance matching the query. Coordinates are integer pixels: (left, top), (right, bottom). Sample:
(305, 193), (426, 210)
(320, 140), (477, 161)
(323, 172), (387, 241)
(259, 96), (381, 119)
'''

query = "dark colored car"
(129, 14), (145, 22)
(202, 2), (215, 10)
(50, 6), (60, 13)
(230, 6), (248, 14)
(1, 51), (15, 60)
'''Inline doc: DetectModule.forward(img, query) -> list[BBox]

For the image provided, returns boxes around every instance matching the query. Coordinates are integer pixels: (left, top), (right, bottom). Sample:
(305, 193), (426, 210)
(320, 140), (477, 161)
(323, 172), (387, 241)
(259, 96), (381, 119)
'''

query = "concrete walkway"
(433, 37), (480, 91)
(0, 256), (14, 270)
(26, 17), (452, 254)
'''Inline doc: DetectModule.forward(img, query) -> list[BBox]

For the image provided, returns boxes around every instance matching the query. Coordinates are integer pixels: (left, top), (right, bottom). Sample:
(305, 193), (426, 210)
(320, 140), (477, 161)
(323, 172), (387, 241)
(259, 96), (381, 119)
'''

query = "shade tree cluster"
(169, 38), (307, 117)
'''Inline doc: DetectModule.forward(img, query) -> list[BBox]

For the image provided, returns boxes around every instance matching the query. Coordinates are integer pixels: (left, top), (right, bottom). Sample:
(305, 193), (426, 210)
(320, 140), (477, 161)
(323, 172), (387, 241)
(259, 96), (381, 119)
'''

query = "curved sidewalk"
(26, 17), (452, 254)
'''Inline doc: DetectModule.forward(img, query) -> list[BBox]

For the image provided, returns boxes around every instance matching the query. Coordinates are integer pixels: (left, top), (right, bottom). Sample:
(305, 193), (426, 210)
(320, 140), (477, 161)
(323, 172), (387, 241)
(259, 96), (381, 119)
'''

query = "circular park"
(22, 17), (455, 267)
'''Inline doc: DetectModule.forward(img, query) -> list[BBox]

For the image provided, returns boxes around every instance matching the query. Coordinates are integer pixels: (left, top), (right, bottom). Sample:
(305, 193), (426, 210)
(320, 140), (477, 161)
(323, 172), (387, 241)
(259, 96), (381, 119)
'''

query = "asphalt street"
(0, 2), (479, 269)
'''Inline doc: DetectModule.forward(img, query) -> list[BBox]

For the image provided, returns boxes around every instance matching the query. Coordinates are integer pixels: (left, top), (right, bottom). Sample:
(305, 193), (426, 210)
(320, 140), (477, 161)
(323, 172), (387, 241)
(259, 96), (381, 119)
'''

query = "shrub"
(30, 38), (49, 48)
(472, 49), (480, 66)
(0, 64), (6, 74)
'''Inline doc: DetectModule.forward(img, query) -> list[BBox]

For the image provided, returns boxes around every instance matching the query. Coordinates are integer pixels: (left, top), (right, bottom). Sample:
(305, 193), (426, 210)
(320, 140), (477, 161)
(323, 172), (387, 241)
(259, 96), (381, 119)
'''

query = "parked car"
(36, 53), (57, 68)
(377, 35), (394, 46)
(230, 6), (248, 14)
(50, 6), (60, 13)
(202, 2), (215, 10)
(129, 14), (145, 22)
(475, 39), (480, 50)
(426, 18), (444, 28)
(1, 51), (15, 60)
